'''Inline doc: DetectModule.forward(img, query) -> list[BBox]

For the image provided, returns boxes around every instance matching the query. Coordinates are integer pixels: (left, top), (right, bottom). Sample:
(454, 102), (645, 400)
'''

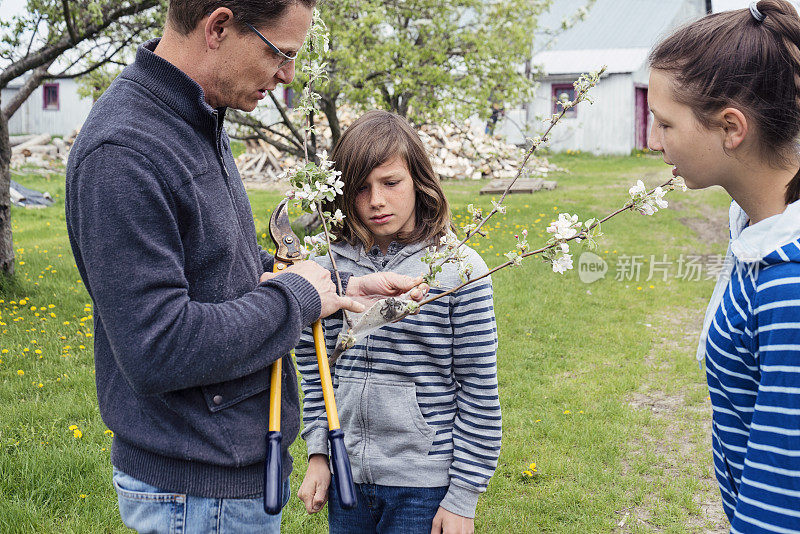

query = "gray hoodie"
(296, 239), (501, 518)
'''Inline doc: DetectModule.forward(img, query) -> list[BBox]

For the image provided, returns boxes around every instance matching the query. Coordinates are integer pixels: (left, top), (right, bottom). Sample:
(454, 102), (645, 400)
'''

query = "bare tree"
(0, 0), (165, 276)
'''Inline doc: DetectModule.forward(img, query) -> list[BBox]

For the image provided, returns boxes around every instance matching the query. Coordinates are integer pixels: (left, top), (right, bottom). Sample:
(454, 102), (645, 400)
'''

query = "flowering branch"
(422, 67), (608, 285)
(416, 177), (686, 307)
(282, 11), (352, 328)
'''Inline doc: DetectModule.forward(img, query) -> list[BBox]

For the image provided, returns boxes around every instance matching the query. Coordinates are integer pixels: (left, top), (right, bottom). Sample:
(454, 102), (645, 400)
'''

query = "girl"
(294, 110), (501, 534)
(648, 2), (800, 531)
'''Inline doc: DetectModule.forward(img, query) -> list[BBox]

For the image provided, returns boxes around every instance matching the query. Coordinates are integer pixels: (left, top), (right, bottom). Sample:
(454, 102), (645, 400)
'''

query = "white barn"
(495, 0), (707, 154)
(2, 77), (92, 136)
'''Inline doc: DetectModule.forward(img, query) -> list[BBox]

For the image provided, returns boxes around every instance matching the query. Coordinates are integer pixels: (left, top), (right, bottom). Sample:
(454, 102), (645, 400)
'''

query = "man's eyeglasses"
(243, 21), (298, 69)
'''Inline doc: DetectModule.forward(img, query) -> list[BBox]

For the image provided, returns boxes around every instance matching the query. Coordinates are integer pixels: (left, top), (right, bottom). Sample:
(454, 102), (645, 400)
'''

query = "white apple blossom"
(628, 180), (671, 216)
(628, 179), (646, 197)
(547, 213), (580, 240)
(653, 186), (668, 209)
(552, 253), (574, 274)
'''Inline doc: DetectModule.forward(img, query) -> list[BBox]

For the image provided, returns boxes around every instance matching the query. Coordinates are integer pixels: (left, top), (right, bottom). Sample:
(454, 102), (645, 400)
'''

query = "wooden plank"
(479, 178), (557, 195)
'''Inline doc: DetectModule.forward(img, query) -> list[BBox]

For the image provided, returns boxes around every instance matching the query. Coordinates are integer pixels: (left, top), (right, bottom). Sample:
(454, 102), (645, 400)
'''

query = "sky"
(3, 0), (800, 24)
(2, 0), (800, 22)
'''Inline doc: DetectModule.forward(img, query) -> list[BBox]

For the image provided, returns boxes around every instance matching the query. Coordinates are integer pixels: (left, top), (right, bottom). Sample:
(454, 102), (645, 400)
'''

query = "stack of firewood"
(234, 111), (562, 184)
(10, 129), (79, 169)
(419, 119), (561, 181)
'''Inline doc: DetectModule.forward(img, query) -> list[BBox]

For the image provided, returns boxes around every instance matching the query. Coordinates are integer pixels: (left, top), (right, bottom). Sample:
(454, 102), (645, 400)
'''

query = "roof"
(533, 0), (705, 74)
(535, 47), (650, 76)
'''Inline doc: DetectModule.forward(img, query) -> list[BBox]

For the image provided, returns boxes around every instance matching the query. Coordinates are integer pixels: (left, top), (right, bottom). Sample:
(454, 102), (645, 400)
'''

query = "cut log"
(239, 154), (261, 172)
(295, 211), (321, 233)
(252, 153), (268, 175)
(12, 134), (51, 153)
(9, 134), (36, 147)
(24, 145), (58, 157)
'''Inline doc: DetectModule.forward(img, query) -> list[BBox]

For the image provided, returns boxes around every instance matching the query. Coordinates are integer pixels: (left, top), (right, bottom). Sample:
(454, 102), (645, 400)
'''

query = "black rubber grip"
(329, 428), (356, 509)
(263, 430), (283, 514)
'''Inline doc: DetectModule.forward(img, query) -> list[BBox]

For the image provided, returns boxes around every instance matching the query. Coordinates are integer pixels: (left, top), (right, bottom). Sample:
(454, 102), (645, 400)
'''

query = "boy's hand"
(348, 272), (429, 304)
(297, 454), (331, 514)
(431, 507), (474, 534)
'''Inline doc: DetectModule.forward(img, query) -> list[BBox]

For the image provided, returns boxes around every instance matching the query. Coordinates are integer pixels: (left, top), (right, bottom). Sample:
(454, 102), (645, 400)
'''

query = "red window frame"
(43, 83), (59, 111)
(552, 83), (577, 118)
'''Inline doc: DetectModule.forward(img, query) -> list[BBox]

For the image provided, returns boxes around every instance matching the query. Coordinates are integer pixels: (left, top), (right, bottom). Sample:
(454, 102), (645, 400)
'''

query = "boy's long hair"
(327, 110), (451, 250)
(649, 0), (800, 203)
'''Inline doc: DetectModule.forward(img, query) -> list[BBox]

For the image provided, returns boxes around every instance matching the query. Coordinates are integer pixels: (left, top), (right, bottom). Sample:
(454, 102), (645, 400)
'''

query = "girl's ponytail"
(757, 0), (800, 202)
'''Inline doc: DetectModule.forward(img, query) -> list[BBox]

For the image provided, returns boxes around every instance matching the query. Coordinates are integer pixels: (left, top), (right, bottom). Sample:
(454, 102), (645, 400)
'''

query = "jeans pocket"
(113, 469), (186, 534)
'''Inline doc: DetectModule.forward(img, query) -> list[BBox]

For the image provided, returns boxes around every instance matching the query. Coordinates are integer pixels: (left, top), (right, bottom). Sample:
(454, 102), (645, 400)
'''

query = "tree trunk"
(2, 61), (54, 120)
(0, 103), (14, 277)
(320, 91), (341, 148)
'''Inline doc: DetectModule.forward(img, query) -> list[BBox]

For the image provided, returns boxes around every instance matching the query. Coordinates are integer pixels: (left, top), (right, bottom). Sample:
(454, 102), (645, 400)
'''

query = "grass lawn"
(0, 153), (730, 532)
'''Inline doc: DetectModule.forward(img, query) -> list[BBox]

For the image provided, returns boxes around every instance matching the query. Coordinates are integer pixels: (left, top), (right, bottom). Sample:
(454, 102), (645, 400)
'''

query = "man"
(65, 1), (424, 531)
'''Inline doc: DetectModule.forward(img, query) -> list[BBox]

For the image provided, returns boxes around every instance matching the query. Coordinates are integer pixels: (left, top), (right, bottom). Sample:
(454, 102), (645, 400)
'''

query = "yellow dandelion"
(523, 470), (533, 477)
(79, 494), (86, 499)
(37, 383), (43, 388)
(529, 462), (537, 472)
(69, 425), (78, 431)
(17, 369), (24, 376)
(563, 410), (571, 414)
(73, 429), (82, 439)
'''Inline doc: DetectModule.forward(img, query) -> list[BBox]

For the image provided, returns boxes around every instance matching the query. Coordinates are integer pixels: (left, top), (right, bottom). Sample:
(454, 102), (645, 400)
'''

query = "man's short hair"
(168, 0), (317, 35)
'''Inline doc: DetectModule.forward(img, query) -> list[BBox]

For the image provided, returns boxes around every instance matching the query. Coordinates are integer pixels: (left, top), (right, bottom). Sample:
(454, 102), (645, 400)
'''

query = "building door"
(635, 87), (649, 150)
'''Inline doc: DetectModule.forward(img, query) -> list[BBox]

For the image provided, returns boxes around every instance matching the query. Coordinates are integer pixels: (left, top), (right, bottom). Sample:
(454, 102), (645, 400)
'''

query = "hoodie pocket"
(337, 378), (435, 460)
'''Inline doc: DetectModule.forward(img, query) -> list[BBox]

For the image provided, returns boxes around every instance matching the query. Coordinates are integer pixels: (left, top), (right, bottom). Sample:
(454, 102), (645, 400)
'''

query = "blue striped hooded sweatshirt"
(296, 239), (501, 519)
(699, 199), (800, 533)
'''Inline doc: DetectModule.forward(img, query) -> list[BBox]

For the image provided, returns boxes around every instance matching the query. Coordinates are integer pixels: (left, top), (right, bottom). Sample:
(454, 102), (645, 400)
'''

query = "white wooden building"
(2, 77), (92, 136)
(495, 0), (707, 154)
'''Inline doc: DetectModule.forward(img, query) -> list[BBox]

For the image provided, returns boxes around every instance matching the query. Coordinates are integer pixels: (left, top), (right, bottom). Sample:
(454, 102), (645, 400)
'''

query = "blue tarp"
(10, 181), (54, 208)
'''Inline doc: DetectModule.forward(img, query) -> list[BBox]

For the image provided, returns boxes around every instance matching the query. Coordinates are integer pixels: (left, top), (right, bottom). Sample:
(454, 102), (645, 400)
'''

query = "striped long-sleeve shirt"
(296, 239), (501, 519)
(701, 200), (800, 533)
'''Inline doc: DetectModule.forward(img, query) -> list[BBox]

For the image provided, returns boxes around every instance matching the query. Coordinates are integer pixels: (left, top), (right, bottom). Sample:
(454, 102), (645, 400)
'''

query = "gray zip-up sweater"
(65, 39), (320, 498)
(297, 240), (501, 518)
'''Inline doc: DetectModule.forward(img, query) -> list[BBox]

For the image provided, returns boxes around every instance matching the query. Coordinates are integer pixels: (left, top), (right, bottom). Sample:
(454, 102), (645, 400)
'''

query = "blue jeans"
(328, 476), (447, 534)
(112, 468), (290, 534)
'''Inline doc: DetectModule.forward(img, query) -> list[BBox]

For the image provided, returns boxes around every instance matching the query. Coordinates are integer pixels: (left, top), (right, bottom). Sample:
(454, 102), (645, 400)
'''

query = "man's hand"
(431, 507), (474, 534)
(348, 272), (429, 303)
(297, 454), (331, 514)
(260, 262), (365, 319)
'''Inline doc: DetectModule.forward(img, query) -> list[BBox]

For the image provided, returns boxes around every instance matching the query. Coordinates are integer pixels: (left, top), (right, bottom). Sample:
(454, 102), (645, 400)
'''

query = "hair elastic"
(750, 2), (766, 22)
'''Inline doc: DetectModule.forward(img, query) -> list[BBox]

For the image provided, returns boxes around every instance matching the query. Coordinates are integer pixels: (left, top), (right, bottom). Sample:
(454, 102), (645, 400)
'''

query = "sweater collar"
(330, 238), (432, 271)
(729, 199), (800, 263)
(123, 38), (223, 131)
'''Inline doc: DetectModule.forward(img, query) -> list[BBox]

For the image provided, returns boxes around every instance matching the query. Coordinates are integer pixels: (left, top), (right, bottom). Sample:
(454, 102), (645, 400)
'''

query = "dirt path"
(618, 306), (729, 533)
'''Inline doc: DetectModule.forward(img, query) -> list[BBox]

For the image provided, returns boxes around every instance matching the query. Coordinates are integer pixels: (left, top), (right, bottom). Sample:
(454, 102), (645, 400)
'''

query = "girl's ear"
(719, 107), (748, 151)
